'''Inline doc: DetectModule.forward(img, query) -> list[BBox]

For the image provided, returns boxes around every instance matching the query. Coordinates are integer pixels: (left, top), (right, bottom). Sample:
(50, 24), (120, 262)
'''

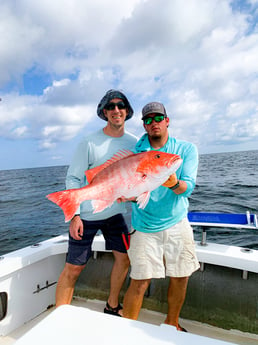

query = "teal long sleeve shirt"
(132, 134), (198, 232)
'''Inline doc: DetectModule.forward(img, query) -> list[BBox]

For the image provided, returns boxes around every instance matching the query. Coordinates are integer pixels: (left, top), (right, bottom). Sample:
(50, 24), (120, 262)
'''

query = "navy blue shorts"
(66, 213), (128, 266)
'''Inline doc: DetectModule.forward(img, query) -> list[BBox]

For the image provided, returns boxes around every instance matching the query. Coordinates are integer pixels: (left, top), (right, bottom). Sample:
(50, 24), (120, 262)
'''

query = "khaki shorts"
(128, 218), (200, 279)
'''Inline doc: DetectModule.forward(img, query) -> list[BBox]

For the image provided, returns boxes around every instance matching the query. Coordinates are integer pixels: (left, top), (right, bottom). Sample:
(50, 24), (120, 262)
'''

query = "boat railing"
(187, 211), (258, 279)
(188, 211), (258, 246)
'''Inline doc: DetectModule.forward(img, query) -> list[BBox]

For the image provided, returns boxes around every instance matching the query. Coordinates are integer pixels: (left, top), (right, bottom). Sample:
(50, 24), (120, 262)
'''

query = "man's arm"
(69, 215), (84, 240)
(163, 143), (198, 196)
(66, 140), (90, 239)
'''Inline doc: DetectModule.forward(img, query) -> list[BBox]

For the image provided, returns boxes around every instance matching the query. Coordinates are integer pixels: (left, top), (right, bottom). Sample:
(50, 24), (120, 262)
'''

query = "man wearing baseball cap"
(55, 90), (138, 316)
(123, 101), (200, 331)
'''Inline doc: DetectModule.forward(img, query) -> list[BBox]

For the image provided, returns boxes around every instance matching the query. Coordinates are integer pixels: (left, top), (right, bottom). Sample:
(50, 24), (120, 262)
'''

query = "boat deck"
(2, 297), (258, 345)
(1, 212), (257, 344)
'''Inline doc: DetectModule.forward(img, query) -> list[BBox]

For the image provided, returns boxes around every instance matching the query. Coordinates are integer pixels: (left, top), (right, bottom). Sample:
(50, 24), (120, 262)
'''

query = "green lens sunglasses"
(143, 115), (165, 125)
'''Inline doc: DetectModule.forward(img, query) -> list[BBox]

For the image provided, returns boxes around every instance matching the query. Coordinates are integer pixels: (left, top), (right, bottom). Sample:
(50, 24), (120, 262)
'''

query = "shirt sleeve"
(66, 140), (90, 188)
(179, 143), (198, 197)
(65, 140), (91, 215)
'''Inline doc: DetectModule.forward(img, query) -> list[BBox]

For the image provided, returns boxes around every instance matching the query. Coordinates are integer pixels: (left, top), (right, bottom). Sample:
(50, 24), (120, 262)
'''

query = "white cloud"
(11, 126), (28, 137)
(0, 0), (258, 168)
(0, 0), (143, 83)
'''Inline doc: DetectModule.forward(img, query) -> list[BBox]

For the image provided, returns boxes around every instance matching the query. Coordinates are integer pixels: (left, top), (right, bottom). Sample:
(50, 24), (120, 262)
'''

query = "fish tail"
(46, 189), (81, 223)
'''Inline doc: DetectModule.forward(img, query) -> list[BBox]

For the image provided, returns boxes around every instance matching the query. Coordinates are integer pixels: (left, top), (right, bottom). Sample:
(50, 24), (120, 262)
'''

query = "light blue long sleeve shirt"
(66, 129), (138, 221)
(132, 134), (198, 232)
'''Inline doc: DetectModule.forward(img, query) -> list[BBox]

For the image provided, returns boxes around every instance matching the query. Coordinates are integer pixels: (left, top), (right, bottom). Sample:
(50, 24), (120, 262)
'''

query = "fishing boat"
(0, 212), (258, 345)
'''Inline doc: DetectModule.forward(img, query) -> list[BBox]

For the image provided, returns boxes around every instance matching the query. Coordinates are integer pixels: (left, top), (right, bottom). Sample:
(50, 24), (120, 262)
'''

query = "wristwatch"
(170, 180), (180, 190)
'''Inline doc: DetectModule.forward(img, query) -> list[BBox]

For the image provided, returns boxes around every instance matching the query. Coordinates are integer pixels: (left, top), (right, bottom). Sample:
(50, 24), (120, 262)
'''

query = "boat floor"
(2, 297), (258, 345)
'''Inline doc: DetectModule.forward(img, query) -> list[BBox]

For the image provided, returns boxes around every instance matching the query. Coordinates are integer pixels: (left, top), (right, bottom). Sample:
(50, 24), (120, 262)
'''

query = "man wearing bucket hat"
(55, 90), (138, 316)
(122, 101), (200, 331)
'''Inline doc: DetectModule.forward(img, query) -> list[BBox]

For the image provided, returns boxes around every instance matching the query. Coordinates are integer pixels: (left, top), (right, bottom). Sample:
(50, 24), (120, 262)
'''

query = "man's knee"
(170, 276), (189, 287)
(113, 251), (130, 267)
(63, 263), (85, 281)
(130, 279), (151, 295)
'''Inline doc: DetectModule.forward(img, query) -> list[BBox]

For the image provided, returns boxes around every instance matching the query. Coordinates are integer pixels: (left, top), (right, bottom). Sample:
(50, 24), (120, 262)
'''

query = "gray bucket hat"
(97, 89), (134, 121)
(142, 102), (167, 119)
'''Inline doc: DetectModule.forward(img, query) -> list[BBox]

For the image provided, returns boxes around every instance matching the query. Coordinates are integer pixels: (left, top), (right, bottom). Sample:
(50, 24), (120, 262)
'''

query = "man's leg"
(123, 278), (151, 319)
(164, 276), (189, 329)
(55, 262), (85, 307)
(106, 250), (130, 314)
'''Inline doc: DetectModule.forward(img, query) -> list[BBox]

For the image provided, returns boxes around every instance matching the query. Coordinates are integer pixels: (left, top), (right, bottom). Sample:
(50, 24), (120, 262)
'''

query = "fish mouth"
(167, 157), (183, 170)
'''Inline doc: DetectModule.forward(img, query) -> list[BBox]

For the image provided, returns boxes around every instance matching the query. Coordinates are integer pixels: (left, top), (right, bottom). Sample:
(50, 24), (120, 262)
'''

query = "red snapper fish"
(46, 150), (182, 222)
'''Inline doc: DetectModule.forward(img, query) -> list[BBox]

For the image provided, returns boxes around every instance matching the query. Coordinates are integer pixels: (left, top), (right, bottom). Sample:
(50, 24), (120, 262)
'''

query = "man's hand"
(162, 173), (178, 188)
(69, 215), (83, 240)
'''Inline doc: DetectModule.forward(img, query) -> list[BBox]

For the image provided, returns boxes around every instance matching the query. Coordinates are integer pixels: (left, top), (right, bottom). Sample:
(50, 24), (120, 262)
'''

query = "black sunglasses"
(143, 115), (165, 125)
(105, 101), (126, 111)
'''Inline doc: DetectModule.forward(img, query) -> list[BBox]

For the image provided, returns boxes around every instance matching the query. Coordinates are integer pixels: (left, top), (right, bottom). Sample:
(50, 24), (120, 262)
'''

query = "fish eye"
(155, 154), (160, 159)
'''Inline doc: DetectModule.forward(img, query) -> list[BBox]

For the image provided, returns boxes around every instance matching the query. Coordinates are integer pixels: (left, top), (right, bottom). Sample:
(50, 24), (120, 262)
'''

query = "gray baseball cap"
(97, 89), (134, 121)
(142, 102), (167, 119)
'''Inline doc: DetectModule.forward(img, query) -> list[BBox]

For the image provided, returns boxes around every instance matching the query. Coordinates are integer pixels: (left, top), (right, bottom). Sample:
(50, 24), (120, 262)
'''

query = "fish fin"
(85, 149), (134, 183)
(106, 149), (134, 164)
(136, 191), (150, 209)
(46, 189), (81, 223)
(85, 165), (105, 183)
(91, 199), (114, 213)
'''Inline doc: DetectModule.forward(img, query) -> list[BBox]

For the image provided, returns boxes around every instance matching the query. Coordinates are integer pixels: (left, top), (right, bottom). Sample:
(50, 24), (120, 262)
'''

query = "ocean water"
(0, 150), (257, 256)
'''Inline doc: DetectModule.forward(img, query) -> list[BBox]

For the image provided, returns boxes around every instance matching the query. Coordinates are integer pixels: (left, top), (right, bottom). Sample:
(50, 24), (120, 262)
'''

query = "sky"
(0, 0), (258, 170)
